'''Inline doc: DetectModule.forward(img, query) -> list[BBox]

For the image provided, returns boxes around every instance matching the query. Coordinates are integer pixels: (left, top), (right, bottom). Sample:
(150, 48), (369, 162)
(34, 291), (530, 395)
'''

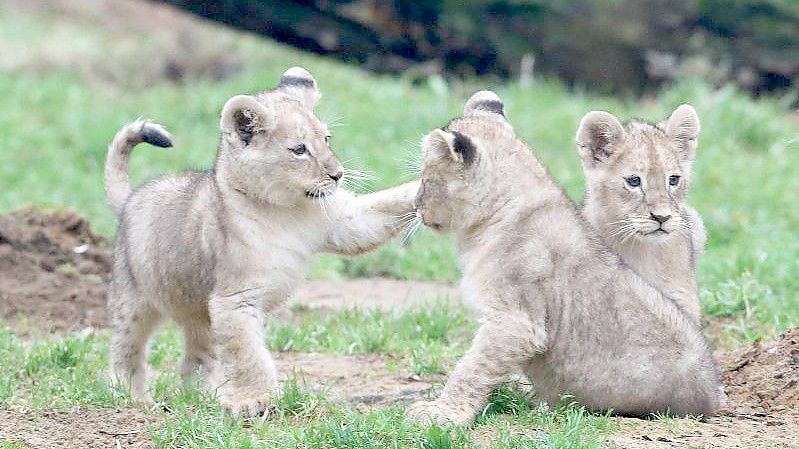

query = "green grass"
(268, 302), (473, 375)
(0, 305), (611, 448)
(1, 3), (798, 448)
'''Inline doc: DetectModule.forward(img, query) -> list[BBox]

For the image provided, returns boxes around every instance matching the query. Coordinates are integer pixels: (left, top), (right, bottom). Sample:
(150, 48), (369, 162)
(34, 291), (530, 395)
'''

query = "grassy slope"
(1, 2), (798, 448)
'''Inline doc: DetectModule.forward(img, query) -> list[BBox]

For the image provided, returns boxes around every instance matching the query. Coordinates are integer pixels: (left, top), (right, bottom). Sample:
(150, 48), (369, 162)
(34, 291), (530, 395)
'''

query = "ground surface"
(1, 209), (798, 448)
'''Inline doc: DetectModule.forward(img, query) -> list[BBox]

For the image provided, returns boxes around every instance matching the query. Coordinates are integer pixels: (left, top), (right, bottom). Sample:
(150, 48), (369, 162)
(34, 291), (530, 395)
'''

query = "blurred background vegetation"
(161, 0), (799, 96)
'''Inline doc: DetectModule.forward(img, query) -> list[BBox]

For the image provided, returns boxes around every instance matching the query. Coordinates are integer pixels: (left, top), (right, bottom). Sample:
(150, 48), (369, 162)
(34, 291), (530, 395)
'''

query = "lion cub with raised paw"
(578, 106), (706, 325)
(105, 67), (418, 417)
(405, 91), (722, 426)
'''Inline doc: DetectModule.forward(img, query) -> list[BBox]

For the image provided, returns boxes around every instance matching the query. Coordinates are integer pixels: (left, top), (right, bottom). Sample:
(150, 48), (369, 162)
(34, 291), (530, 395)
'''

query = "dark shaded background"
(158, 0), (799, 95)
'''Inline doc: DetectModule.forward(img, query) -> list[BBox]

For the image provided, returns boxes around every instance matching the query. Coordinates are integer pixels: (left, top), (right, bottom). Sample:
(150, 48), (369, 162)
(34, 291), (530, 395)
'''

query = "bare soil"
(0, 208), (111, 335)
(719, 328), (799, 415)
(276, 352), (437, 408)
(0, 408), (154, 449)
(291, 278), (459, 312)
(2, 208), (798, 447)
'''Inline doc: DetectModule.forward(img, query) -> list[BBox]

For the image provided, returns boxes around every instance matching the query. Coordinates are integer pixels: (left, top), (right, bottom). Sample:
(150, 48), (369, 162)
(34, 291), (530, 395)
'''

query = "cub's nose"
(328, 169), (343, 182)
(650, 212), (672, 224)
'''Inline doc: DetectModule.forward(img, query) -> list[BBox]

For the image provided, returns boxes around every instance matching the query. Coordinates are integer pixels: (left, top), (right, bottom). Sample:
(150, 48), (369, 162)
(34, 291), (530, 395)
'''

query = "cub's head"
(417, 91), (519, 233)
(217, 67), (343, 206)
(576, 105), (700, 240)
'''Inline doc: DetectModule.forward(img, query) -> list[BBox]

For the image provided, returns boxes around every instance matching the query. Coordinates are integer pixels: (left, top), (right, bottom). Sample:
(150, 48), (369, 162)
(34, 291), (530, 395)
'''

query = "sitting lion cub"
(405, 91), (722, 425)
(105, 67), (418, 417)
(577, 106), (706, 324)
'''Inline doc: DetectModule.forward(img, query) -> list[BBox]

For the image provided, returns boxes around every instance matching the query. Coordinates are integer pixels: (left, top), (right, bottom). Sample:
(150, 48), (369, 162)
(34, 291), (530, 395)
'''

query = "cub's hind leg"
(109, 288), (161, 406)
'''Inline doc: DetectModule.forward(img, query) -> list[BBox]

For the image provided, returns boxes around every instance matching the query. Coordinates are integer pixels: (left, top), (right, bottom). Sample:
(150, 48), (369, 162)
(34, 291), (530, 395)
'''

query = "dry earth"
(0, 408), (154, 449)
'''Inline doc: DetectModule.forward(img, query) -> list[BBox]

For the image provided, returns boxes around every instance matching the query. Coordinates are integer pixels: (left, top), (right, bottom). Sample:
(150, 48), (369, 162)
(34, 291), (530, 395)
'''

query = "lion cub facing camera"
(105, 67), (418, 417)
(577, 106), (706, 325)
(405, 91), (722, 425)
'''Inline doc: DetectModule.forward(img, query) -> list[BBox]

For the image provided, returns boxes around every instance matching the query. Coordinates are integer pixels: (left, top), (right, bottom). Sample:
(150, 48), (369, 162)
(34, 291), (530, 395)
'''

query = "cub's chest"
(231, 212), (328, 261)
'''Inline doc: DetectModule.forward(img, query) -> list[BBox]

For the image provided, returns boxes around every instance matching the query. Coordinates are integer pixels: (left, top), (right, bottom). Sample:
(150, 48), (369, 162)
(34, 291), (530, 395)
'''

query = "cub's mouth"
(421, 216), (444, 232)
(305, 184), (338, 199)
(305, 190), (328, 199)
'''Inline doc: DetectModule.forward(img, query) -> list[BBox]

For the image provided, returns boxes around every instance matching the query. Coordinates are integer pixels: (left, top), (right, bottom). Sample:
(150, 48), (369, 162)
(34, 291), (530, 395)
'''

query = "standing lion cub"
(105, 67), (418, 417)
(405, 91), (722, 425)
(577, 106), (706, 324)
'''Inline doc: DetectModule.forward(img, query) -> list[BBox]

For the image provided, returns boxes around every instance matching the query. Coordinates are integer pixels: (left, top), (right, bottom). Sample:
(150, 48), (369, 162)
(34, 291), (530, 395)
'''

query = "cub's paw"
(130, 392), (156, 409)
(405, 400), (473, 426)
(220, 394), (273, 419)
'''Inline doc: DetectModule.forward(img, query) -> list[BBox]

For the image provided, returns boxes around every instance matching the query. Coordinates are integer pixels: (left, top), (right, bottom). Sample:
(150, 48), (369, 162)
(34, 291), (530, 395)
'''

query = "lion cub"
(105, 67), (418, 417)
(405, 91), (722, 425)
(577, 106), (706, 324)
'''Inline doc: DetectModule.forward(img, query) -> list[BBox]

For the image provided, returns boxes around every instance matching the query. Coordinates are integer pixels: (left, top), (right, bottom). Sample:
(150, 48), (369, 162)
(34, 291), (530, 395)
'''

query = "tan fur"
(105, 67), (418, 417)
(405, 91), (722, 426)
(577, 105), (706, 324)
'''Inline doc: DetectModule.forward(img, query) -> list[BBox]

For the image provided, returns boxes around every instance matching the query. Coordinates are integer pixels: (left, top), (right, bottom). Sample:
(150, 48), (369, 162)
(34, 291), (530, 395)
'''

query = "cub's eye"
(669, 175), (681, 186)
(289, 144), (307, 155)
(625, 176), (641, 188)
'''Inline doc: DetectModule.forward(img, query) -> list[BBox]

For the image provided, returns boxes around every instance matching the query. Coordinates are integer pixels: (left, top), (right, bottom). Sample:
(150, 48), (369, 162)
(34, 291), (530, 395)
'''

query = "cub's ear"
(277, 66), (321, 109)
(422, 129), (476, 166)
(464, 90), (508, 124)
(664, 104), (700, 160)
(576, 111), (625, 166)
(220, 95), (275, 146)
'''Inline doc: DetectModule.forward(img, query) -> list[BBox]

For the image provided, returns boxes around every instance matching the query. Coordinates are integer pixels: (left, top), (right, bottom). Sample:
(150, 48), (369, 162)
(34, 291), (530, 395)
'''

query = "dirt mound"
(721, 328), (799, 414)
(0, 208), (112, 334)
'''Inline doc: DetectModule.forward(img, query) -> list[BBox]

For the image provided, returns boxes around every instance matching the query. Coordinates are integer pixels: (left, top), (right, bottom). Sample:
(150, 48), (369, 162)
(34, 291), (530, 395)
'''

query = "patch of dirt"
(0, 208), (111, 335)
(275, 352), (438, 408)
(290, 278), (458, 311)
(719, 328), (799, 415)
(0, 408), (153, 449)
(607, 412), (799, 448)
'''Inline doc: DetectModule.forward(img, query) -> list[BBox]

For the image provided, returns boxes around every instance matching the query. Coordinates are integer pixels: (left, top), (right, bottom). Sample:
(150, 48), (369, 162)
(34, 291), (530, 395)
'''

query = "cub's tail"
(104, 119), (172, 217)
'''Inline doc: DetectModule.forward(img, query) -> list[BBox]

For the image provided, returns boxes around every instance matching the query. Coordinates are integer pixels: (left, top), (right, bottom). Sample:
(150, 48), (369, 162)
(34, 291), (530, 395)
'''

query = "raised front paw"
(220, 393), (273, 419)
(405, 400), (474, 426)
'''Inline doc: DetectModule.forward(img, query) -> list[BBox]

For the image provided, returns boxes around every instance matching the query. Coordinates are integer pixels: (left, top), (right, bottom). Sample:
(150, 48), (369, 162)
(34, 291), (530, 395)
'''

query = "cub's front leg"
(208, 287), (278, 418)
(406, 313), (546, 425)
(323, 181), (420, 255)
